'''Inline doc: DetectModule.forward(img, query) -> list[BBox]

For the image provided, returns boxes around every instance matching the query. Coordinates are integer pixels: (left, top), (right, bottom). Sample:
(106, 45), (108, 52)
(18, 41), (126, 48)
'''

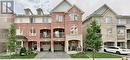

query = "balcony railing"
(53, 33), (65, 38)
(40, 33), (51, 38)
(117, 34), (125, 40)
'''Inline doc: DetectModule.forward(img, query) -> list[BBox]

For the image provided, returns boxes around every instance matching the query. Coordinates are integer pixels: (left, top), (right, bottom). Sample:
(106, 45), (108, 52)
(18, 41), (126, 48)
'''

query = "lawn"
(0, 53), (37, 59)
(70, 52), (121, 58)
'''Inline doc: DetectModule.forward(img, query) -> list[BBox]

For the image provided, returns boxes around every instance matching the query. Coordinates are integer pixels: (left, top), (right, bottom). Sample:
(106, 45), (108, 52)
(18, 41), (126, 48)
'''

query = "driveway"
(35, 52), (71, 58)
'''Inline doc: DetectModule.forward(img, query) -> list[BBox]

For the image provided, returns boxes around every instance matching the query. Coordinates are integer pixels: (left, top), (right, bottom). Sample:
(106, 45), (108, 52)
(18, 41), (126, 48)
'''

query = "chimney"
(36, 8), (44, 15)
(24, 8), (33, 15)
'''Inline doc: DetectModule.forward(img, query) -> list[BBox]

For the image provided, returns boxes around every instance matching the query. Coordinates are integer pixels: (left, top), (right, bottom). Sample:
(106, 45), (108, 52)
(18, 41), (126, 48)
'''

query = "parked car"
(104, 46), (130, 55)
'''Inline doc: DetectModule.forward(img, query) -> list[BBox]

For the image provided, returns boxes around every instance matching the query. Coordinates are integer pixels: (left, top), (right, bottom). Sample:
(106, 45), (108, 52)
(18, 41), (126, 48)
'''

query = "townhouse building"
(0, 1), (14, 52)
(83, 4), (130, 49)
(15, 0), (83, 53)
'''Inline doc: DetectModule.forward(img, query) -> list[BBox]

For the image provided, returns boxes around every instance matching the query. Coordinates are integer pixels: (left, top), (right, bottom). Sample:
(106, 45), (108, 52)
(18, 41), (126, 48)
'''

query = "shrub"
(20, 47), (26, 56)
(26, 49), (34, 55)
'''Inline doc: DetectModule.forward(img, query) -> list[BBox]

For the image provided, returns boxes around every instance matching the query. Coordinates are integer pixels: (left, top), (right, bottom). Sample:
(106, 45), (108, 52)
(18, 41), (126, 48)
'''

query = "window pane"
(105, 17), (112, 23)
(127, 19), (130, 24)
(69, 13), (78, 21)
(2, 2), (7, 13)
(56, 15), (62, 22)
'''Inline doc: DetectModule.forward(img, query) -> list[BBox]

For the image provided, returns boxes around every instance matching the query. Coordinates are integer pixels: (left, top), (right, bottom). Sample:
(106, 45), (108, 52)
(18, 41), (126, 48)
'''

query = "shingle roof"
(83, 0), (130, 21)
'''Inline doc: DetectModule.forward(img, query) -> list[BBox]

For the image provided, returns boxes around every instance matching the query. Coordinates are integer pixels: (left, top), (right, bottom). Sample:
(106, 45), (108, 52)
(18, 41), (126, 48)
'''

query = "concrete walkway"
(35, 52), (71, 58)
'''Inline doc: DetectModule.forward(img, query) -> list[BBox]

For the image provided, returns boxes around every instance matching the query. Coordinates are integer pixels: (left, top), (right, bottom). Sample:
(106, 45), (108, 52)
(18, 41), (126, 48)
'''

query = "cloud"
(14, 0), (99, 14)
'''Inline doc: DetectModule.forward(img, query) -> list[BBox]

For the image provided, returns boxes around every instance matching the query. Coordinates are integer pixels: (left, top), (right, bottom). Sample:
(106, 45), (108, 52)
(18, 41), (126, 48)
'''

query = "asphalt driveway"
(35, 52), (70, 58)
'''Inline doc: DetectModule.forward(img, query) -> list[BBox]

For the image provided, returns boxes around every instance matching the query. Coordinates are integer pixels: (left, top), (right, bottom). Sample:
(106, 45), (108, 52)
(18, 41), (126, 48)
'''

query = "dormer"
(24, 8), (33, 15)
(36, 8), (44, 15)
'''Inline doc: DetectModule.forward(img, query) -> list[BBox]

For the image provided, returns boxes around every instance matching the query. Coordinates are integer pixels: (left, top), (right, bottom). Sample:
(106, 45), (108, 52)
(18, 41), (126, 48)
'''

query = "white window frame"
(30, 18), (35, 23)
(105, 16), (112, 24)
(118, 19), (126, 25)
(69, 13), (78, 21)
(30, 27), (36, 36)
(43, 17), (49, 23)
(56, 15), (62, 22)
(16, 27), (23, 35)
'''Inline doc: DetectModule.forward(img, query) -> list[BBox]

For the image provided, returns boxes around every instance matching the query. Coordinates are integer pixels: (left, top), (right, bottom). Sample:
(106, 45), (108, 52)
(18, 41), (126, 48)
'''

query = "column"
(65, 40), (68, 52)
(115, 42), (117, 46)
(80, 40), (83, 52)
(51, 41), (54, 52)
(125, 42), (127, 48)
(37, 41), (40, 52)
(21, 41), (23, 47)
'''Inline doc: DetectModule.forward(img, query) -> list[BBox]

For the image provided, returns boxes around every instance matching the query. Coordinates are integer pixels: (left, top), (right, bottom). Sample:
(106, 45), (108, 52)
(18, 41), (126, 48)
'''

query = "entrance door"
(54, 42), (64, 52)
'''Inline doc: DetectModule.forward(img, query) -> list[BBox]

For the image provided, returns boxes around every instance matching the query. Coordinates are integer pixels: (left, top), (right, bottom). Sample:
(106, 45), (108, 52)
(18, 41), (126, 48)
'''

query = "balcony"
(117, 34), (125, 40)
(40, 29), (51, 41)
(53, 28), (65, 38)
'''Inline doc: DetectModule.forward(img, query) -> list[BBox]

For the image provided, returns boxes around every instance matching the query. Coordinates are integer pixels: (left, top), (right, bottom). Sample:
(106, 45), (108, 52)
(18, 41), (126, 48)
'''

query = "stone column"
(51, 41), (54, 52)
(21, 41), (23, 47)
(65, 40), (68, 52)
(125, 42), (127, 48)
(37, 41), (40, 52)
(80, 40), (83, 52)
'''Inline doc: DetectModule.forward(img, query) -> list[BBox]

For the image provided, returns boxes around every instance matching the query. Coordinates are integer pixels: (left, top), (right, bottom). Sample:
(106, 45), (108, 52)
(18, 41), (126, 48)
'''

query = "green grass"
(0, 53), (37, 59)
(70, 52), (121, 58)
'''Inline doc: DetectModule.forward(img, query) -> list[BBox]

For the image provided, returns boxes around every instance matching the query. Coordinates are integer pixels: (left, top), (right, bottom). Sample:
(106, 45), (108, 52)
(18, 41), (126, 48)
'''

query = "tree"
(84, 19), (102, 60)
(6, 24), (17, 59)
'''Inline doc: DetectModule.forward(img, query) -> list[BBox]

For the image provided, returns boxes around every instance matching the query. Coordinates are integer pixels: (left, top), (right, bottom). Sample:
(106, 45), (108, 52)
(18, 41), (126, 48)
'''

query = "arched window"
(70, 25), (78, 35)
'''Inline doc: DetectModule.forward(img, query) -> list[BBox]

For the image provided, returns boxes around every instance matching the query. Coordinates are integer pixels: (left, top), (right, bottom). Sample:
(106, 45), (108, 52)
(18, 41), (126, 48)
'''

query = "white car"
(104, 46), (130, 55)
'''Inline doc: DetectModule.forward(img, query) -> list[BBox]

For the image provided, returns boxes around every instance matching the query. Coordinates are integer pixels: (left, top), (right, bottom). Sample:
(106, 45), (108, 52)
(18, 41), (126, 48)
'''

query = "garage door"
(54, 42), (64, 51)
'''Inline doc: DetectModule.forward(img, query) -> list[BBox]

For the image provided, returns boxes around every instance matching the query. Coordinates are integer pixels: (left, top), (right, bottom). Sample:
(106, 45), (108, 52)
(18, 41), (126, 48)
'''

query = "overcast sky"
(13, 0), (130, 20)
(14, 0), (98, 14)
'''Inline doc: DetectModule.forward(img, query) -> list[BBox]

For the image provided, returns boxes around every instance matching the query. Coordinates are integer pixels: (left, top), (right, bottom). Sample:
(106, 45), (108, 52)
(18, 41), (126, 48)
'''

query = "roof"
(83, 0), (130, 21)
(14, 0), (130, 20)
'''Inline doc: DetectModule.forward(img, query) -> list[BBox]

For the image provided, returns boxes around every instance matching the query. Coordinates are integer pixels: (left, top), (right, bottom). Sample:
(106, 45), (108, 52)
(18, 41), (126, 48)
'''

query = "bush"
(26, 49), (34, 55)
(20, 47), (27, 56)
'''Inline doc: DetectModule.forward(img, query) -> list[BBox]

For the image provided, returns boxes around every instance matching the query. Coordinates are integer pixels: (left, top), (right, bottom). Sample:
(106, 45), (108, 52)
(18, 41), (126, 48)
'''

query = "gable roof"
(83, 0), (130, 21)
(67, 5), (84, 14)
(50, 0), (84, 13)
(92, 4), (117, 16)
(50, 0), (72, 12)
(83, 4), (117, 23)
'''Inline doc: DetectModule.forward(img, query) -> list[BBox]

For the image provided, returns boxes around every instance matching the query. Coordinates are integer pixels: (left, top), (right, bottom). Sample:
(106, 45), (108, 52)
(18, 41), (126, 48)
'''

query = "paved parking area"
(35, 52), (71, 58)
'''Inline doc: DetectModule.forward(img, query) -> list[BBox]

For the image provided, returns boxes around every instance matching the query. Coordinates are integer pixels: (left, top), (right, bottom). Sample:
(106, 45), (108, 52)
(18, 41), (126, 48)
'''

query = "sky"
(14, 0), (98, 14)
(8, 0), (130, 20)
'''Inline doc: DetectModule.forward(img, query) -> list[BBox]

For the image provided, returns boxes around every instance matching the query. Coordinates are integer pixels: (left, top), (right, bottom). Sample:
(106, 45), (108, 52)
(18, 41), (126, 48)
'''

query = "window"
(69, 13), (78, 21)
(43, 17), (49, 23)
(1, 1), (13, 14)
(95, 18), (99, 24)
(70, 25), (78, 35)
(56, 15), (62, 22)
(117, 27), (125, 34)
(30, 27), (36, 36)
(30, 17), (35, 23)
(118, 19), (126, 25)
(16, 27), (23, 35)
(105, 16), (112, 24)
(127, 19), (130, 24)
